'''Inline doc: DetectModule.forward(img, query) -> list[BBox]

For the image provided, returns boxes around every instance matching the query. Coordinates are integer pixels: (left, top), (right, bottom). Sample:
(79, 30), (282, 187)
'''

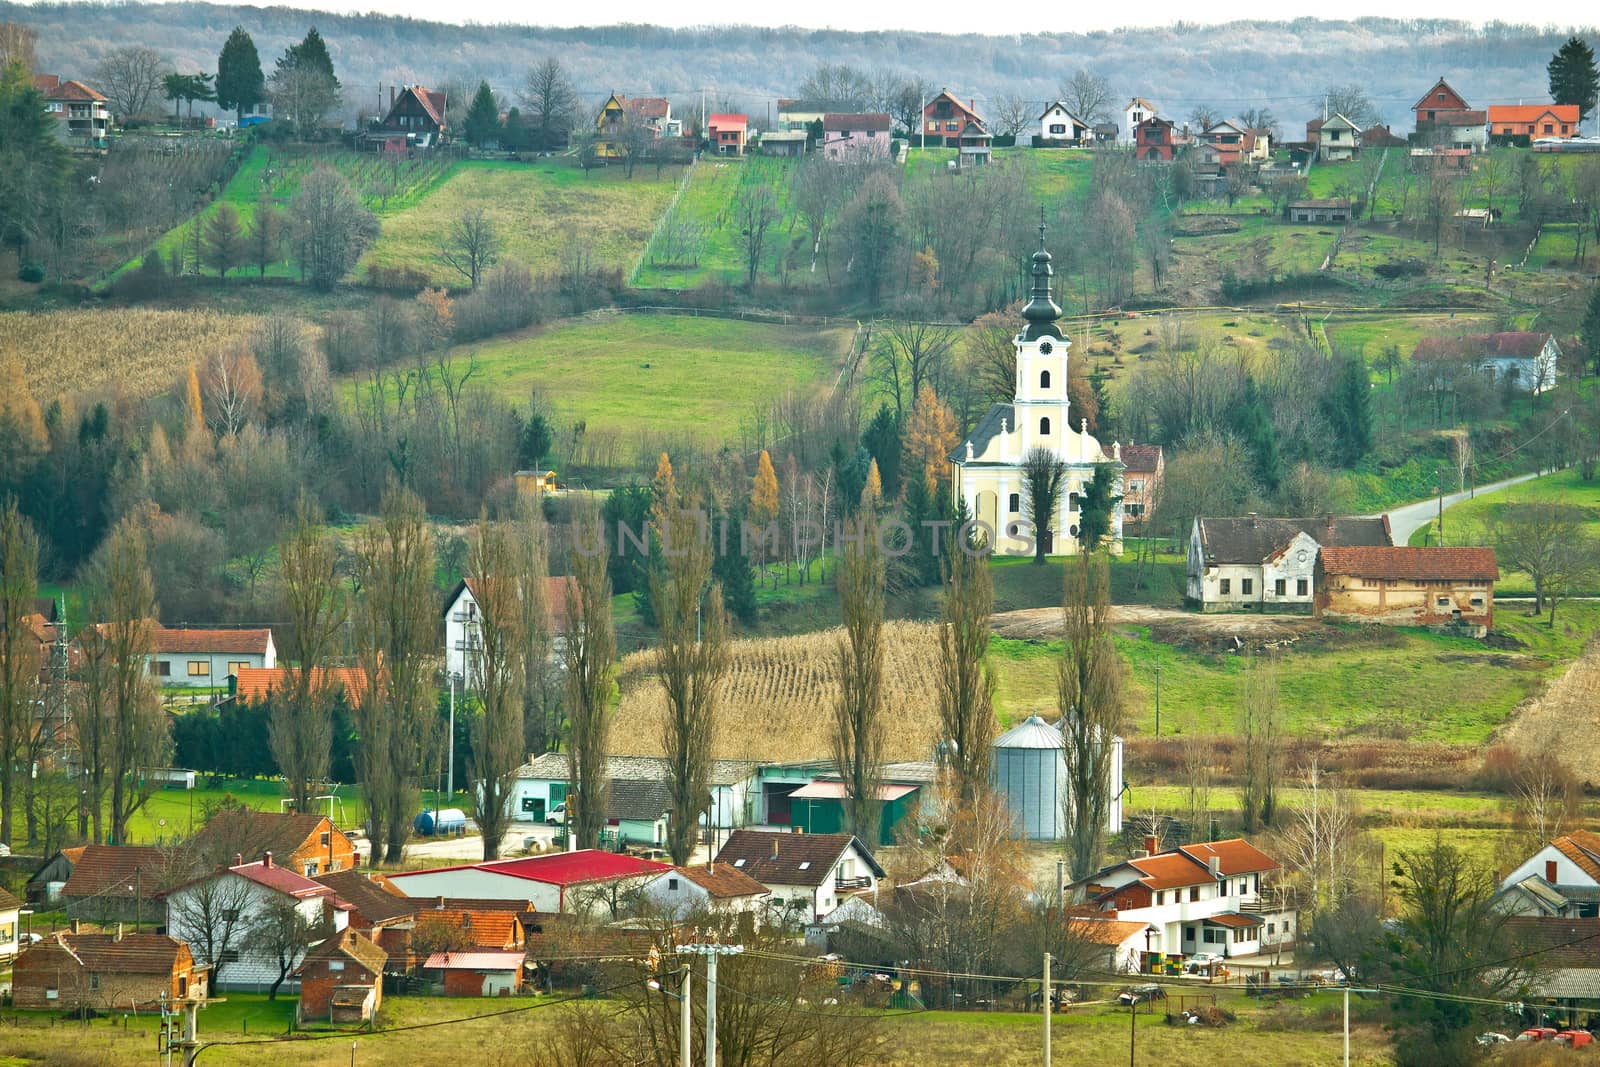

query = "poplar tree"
(271, 499), (345, 815)
(935, 538), (996, 803)
(564, 498), (616, 851)
(1058, 552), (1124, 880)
(832, 511), (885, 845)
(0, 500), (40, 846)
(467, 515), (526, 860)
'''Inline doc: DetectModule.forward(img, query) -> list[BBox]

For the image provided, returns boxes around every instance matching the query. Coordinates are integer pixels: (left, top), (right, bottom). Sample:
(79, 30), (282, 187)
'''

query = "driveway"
(1380, 472), (1544, 545)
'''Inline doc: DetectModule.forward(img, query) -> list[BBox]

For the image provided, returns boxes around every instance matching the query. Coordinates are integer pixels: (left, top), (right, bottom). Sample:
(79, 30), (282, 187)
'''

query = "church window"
(1039, 417), (1050, 435)
(1007, 493), (1020, 513)
(1069, 525), (1079, 538)
(1068, 492), (1079, 511)
(1040, 369), (1051, 389)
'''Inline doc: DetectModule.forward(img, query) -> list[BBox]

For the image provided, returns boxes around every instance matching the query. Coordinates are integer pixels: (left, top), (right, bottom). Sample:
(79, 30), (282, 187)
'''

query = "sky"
(84, 0), (1595, 33)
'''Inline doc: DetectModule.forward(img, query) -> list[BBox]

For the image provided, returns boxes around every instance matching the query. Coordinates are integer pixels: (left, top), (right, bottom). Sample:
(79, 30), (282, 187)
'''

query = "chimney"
(1325, 514), (1335, 534)
(1207, 855), (1220, 877)
(771, 837), (780, 859)
(234, 853), (243, 867)
(437, 897), (446, 910)
(1143, 834), (1159, 855)
(1248, 512), (1258, 528)
(70, 919), (80, 934)
(114, 923), (123, 941)
(390, 85), (395, 109)
(262, 851), (273, 869)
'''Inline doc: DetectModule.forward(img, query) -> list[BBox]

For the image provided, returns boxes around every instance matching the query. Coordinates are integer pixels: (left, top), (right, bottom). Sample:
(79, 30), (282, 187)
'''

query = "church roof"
(949, 403), (1013, 463)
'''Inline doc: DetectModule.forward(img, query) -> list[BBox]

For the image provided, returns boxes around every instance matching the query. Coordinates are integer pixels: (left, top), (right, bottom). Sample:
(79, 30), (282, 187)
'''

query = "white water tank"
(992, 715), (1067, 840)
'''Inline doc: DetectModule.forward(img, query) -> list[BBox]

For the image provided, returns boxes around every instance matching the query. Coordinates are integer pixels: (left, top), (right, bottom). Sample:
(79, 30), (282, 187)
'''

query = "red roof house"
(707, 113), (748, 156)
(1489, 104), (1581, 141)
(922, 89), (985, 148)
(1318, 546), (1499, 628)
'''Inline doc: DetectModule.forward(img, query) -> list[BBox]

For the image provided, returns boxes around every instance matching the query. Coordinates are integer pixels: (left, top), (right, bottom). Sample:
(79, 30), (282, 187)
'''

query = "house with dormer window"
(712, 830), (883, 923)
(922, 89), (985, 148)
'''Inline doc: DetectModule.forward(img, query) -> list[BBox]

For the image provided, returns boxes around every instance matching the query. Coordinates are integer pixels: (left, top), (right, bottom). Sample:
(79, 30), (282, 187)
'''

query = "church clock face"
(1038, 341), (1053, 355)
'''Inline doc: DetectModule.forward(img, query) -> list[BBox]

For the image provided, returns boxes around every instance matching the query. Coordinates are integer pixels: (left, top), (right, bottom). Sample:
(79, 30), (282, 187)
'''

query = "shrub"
(17, 262), (44, 283)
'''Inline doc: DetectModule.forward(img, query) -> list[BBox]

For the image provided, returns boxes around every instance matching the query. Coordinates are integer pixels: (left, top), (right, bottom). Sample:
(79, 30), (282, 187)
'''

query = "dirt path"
(993, 605), (1319, 643)
(1501, 634), (1600, 781)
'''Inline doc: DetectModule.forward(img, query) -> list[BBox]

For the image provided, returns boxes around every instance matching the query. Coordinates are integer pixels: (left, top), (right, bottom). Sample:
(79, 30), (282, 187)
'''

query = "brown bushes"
(1125, 736), (1482, 792)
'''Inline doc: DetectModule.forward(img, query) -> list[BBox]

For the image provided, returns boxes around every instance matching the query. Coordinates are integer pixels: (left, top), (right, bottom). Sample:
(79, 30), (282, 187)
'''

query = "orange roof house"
(230, 666), (369, 706)
(1317, 545), (1499, 629)
(707, 113), (748, 156)
(1488, 104), (1580, 140)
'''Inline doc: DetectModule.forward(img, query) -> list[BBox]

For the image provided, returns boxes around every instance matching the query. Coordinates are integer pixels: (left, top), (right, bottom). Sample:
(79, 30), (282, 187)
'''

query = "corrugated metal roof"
(423, 951), (525, 970)
(994, 715), (1065, 750)
(789, 781), (917, 801)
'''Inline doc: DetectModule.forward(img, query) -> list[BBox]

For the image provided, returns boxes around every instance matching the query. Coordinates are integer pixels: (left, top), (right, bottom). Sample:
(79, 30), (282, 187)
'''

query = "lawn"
(366, 159), (682, 285)
(1408, 467), (1600, 593)
(361, 313), (851, 441)
(987, 602), (1600, 743)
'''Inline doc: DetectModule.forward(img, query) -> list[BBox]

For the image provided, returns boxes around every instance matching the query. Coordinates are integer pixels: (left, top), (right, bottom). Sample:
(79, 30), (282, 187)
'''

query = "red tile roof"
(32, 74), (60, 93)
(1124, 838), (1278, 890)
(624, 96), (670, 120)
(1204, 913), (1264, 928)
(388, 849), (671, 889)
(41, 79), (106, 103)
(1489, 104), (1580, 125)
(161, 857), (337, 902)
(672, 863), (771, 900)
(1069, 917), (1150, 946)
(153, 627), (272, 655)
(1413, 331), (1552, 361)
(451, 576), (580, 632)
(296, 928), (387, 978)
(411, 906), (523, 950)
(1361, 124), (1408, 147)
(192, 809), (345, 865)
(39, 932), (193, 974)
(708, 113), (748, 130)
(233, 666), (368, 705)
(1319, 546), (1499, 582)
(1553, 831), (1600, 883)
(1126, 852), (1209, 891)
(60, 845), (170, 901)
(1178, 839), (1279, 876)
(1121, 444), (1163, 473)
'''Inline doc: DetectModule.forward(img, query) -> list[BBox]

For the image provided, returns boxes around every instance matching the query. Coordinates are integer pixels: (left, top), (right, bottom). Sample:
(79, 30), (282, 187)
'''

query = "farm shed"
(787, 781), (920, 846)
(1285, 198), (1351, 223)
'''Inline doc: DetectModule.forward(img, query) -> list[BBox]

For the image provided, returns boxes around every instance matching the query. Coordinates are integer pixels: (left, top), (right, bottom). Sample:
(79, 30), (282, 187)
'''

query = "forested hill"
(5, 3), (1596, 131)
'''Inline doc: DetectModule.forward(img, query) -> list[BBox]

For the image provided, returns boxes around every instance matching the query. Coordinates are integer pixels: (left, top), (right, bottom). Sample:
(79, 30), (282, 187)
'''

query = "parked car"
(1555, 1031), (1594, 1048)
(545, 802), (566, 826)
(1184, 953), (1224, 973)
(1475, 1032), (1511, 1046)
(1117, 984), (1167, 1006)
(1516, 1027), (1559, 1042)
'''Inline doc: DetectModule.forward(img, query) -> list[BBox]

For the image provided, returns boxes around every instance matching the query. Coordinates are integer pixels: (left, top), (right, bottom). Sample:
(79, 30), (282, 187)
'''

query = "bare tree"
(1187, 104), (1219, 131)
(1450, 431), (1474, 491)
(271, 499), (346, 816)
(288, 166), (379, 292)
(0, 501), (40, 847)
(734, 182), (779, 290)
(1060, 70), (1113, 125)
(94, 46), (169, 121)
(992, 94), (1034, 139)
(832, 514), (885, 846)
(650, 466), (729, 866)
(201, 347), (262, 437)
(871, 319), (958, 422)
(164, 871), (254, 995)
(248, 200), (283, 277)
(1021, 447), (1066, 564)
(80, 518), (169, 846)
(1281, 760), (1361, 916)
(1058, 552), (1124, 881)
(935, 542), (996, 803)
(249, 894), (320, 1000)
(521, 57), (578, 152)
(467, 515), (527, 861)
(352, 484), (439, 864)
(565, 499), (616, 851)
(0, 23), (37, 72)
(1506, 727), (1582, 857)
(438, 206), (502, 289)
(1320, 84), (1381, 129)
(1237, 657), (1282, 832)
(1489, 502), (1586, 615)
(1179, 735), (1215, 843)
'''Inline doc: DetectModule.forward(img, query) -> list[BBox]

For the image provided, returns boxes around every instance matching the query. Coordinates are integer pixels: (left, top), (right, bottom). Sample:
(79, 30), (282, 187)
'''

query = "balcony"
(835, 875), (872, 891)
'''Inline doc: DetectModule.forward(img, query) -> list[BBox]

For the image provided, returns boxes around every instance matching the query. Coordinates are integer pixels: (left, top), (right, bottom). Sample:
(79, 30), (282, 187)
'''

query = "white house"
(641, 862), (771, 918)
(148, 628), (275, 688)
(949, 229), (1123, 558)
(510, 753), (759, 829)
(1315, 113), (1360, 162)
(1496, 830), (1600, 918)
(712, 830), (884, 923)
(160, 856), (347, 991)
(442, 577), (577, 683)
(1070, 838), (1293, 966)
(0, 887), (22, 963)
(383, 850), (671, 914)
(1186, 515), (1394, 613)
(1038, 102), (1089, 145)
(1122, 97), (1157, 143)
(1411, 332), (1562, 394)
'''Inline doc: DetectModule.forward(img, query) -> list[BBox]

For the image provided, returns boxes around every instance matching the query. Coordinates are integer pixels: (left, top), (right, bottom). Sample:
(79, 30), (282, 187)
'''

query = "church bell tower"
(1014, 213), (1070, 455)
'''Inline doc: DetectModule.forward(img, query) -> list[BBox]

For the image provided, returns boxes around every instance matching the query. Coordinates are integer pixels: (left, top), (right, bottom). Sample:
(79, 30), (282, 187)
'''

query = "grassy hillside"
(374, 313), (851, 439)
(635, 156), (805, 289)
(366, 159), (682, 285)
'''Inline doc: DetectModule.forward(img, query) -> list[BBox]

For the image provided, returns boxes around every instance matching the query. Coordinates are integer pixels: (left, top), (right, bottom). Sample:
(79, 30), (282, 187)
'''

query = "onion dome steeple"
(1021, 208), (1063, 341)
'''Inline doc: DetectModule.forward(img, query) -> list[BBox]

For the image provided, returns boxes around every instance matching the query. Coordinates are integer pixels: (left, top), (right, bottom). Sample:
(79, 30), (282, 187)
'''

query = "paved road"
(1380, 471), (1545, 545)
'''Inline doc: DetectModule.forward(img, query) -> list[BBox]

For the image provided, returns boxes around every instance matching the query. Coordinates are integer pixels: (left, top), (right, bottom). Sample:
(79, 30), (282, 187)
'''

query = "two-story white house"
(1038, 102), (1090, 145)
(1496, 830), (1600, 918)
(1122, 97), (1158, 144)
(1186, 515), (1394, 613)
(712, 830), (884, 924)
(442, 576), (577, 683)
(160, 855), (347, 992)
(148, 627), (275, 688)
(640, 862), (771, 918)
(1070, 838), (1292, 967)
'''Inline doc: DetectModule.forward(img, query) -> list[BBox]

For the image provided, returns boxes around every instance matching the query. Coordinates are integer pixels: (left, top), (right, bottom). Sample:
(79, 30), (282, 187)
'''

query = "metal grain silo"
(991, 715), (1067, 841)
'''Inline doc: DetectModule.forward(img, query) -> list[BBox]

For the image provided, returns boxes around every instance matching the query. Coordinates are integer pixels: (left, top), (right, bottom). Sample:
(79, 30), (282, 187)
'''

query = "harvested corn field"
(8, 308), (263, 402)
(612, 620), (945, 763)
(1501, 633), (1600, 781)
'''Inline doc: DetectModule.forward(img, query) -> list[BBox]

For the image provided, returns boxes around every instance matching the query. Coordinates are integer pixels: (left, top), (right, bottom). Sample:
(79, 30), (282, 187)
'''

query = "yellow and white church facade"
(948, 228), (1124, 556)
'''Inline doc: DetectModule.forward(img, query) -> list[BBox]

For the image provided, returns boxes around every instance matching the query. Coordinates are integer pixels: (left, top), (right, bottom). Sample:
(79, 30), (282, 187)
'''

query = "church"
(948, 228), (1124, 556)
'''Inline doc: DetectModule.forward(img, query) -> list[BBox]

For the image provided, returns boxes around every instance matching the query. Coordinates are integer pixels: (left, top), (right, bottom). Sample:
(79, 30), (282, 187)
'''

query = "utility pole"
(446, 673), (457, 799)
(1128, 997), (1136, 1066)
(1153, 665), (1161, 736)
(1042, 951), (1052, 1067)
(683, 943), (744, 1067)
(1344, 987), (1379, 1067)
(679, 963), (692, 1067)
(1437, 468), (1445, 546)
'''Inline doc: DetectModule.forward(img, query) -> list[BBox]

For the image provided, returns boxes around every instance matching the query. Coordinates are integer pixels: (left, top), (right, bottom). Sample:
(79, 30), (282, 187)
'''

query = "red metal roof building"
(383, 850), (672, 913)
(707, 113), (748, 156)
